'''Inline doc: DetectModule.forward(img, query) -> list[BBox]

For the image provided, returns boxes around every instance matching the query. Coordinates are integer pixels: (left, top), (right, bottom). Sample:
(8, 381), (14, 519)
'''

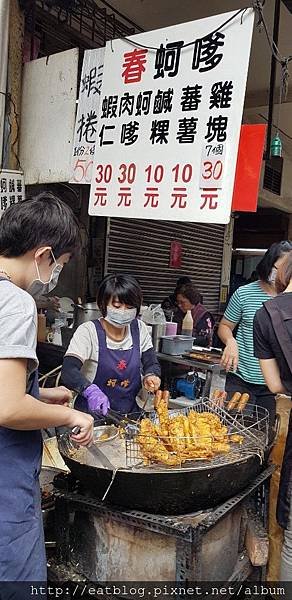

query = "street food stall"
(34, 4), (275, 589)
(43, 392), (273, 584)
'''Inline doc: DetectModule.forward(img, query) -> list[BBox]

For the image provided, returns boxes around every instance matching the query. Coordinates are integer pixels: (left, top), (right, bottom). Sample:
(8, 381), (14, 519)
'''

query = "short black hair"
(256, 241), (292, 283)
(97, 274), (143, 317)
(0, 192), (81, 259)
(176, 284), (201, 306)
(176, 276), (192, 289)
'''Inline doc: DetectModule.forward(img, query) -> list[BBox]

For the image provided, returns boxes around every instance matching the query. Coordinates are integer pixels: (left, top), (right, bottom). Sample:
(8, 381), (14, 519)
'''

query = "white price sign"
(89, 9), (254, 223)
(200, 143), (226, 189)
(70, 47), (105, 184)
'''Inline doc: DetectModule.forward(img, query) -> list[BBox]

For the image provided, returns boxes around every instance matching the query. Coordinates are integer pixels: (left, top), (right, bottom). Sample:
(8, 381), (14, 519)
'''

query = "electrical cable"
(253, 0), (292, 64)
(117, 1), (291, 95)
(121, 8), (247, 52)
(258, 112), (292, 142)
(252, 0), (292, 149)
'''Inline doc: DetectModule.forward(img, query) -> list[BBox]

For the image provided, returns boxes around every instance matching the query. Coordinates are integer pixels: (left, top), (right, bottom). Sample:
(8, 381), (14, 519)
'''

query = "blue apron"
(0, 279), (46, 583)
(75, 318), (142, 415)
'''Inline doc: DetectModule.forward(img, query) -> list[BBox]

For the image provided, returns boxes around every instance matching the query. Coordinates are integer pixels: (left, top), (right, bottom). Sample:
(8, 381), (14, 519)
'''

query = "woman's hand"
(83, 384), (110, 416)
(221, 338), (239, 372)
(143, 375), (161, 392)
(40, 385), (73, 406)
(47, 296), (61, 311)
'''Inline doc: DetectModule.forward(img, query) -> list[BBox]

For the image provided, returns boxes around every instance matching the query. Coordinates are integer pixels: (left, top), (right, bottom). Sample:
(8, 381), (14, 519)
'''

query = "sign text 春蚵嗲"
(89, 10), (254, 224)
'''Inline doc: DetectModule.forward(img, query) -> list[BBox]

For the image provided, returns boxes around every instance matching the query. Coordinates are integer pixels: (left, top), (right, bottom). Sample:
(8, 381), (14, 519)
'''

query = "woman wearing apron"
(0, 194), (94, 585)
(61, 274), (161, 416)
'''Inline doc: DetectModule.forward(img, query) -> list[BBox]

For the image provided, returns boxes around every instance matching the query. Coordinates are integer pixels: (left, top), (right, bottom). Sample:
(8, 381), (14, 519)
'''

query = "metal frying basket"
(125, 399), (269, 470)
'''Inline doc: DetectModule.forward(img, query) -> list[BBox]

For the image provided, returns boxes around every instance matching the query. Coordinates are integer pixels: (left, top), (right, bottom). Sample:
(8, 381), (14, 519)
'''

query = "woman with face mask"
(0, 193), (94, 583)
(61, 274), (161, 416)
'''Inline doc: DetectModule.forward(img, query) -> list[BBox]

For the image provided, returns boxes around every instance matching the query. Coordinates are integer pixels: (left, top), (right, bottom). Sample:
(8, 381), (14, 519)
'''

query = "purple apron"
(0, 278), (46, 583)
(76, 318), (142, 415)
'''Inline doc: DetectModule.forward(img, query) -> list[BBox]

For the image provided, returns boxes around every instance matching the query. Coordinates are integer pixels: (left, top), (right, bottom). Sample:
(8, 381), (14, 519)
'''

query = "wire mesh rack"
(125, 399), (269, 471)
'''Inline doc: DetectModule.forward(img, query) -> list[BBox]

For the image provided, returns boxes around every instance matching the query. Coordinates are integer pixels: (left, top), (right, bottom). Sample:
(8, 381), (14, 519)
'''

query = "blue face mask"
(27, 252), (63, 299)
(105, 306), (137, 328)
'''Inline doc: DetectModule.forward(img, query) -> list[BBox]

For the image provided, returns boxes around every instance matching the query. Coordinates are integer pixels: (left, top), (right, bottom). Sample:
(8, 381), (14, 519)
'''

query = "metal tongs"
(100, 409), (140, 439)
(57, 425), (82, 455)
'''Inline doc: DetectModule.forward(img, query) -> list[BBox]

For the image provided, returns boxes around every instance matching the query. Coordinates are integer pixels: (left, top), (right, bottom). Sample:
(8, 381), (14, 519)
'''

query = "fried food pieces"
(211, 389), (227, 407)
(227, 392), (250, 412)
(137, 392), (244, 466)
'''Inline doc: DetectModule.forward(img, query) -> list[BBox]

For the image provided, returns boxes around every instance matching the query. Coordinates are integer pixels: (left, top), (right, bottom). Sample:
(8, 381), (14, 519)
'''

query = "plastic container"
(165, 322), (178, 336)
(52, 325), (62, 346)
(161, 335), (194, 356)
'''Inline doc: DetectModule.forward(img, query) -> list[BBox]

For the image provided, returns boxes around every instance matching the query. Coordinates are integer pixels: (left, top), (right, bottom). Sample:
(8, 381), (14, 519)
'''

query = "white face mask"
(105, 306), (137, 328)
(27, 252), (63, 299)
(268, 267), (278, 285)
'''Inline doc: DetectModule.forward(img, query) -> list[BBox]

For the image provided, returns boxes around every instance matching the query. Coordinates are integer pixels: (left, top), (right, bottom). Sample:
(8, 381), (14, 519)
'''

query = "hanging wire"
(252, 1), (292, 144)
(253, 0), (292, 64)
(116, 0), (292, 96)
(277, 73), (283, 136)
(259, 112), (292, 142)
(121, 7), (248, 52)
(273, 58), (290, 139)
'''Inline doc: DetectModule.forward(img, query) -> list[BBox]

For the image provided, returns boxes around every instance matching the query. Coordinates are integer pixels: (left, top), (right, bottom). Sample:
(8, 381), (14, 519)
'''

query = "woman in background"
(176, 284), (214, 347)
(218, 241), (292, 427)
(161, 276), (193, 320)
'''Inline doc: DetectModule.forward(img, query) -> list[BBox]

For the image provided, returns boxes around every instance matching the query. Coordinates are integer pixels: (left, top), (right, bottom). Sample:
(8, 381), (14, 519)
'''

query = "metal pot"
(152, 323), (166, 352)
(59, 441), (262, 515)
(73, 302), (101, 327)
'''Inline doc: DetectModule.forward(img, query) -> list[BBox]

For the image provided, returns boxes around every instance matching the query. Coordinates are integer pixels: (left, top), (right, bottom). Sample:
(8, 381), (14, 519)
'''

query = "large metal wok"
(58, 403), (268, 515)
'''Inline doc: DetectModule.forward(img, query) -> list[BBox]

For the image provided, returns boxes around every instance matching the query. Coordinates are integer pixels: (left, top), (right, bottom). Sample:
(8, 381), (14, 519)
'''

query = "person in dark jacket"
(176, 284), (214, 347)
(254, 250), (292, 580)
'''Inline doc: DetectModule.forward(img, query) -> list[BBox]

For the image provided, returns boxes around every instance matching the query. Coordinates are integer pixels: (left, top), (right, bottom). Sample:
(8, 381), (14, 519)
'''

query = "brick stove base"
(53, 466), (274, 586)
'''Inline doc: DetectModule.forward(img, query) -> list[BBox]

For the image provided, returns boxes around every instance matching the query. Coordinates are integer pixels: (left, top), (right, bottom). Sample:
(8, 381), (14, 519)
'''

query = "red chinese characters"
(200, 188), (218, 210)
(94, 187), (108, 206)
(122, 49), (148, 84)
(117, 359), (127, 371)
(144, 187), (159, 208)
(170, 187), (188, 209)
(94, 164), (113, 207)
(117, 187), (132, 207)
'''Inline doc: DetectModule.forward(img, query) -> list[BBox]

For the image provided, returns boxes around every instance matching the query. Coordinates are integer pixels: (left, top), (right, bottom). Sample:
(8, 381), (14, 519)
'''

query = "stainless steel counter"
(157, 352), (225, 398)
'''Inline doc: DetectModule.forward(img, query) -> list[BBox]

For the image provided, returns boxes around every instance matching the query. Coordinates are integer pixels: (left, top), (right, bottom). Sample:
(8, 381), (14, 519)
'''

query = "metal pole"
(265, 0), (281, 159)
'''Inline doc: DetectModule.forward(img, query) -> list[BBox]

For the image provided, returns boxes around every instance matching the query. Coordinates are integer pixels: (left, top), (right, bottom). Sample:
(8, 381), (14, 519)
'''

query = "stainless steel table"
(157, 352), (225, 398)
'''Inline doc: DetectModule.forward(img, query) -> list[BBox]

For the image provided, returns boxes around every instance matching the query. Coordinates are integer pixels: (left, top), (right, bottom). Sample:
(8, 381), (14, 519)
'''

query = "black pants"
(225, 372), (276, 429)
